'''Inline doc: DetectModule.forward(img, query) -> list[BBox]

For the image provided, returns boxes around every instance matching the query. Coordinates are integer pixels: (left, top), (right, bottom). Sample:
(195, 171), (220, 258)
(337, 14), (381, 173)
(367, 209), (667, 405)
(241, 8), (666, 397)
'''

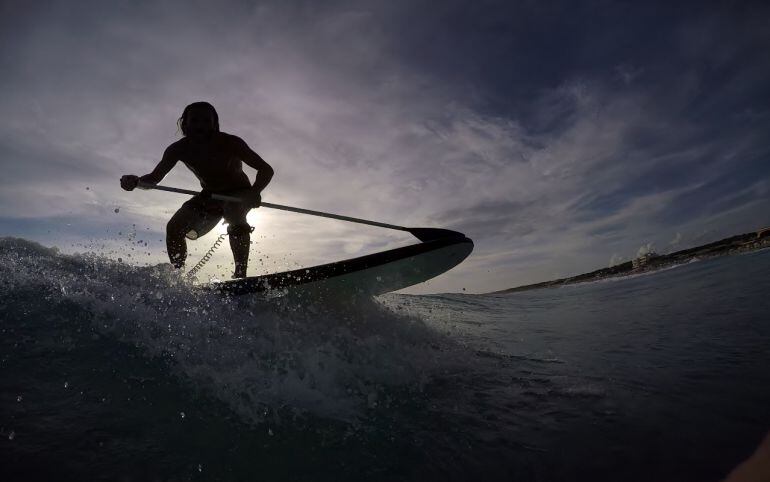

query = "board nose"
(407, 228), (468, 243)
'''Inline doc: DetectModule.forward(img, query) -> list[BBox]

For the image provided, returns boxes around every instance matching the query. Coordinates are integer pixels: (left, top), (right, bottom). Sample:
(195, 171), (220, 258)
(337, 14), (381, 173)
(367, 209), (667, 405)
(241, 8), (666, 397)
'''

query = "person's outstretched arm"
(121, 145), (179, 191)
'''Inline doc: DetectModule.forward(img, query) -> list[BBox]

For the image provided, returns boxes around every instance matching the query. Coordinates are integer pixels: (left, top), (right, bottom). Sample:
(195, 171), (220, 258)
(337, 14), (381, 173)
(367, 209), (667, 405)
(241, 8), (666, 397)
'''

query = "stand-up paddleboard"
(133, 184), (474, 296)
(211, 232), (473, 296)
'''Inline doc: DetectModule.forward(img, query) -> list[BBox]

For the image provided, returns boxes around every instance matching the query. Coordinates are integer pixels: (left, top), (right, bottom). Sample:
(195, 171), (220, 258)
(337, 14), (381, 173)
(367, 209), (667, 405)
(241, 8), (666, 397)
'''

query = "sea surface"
(1, 237), (769, 481)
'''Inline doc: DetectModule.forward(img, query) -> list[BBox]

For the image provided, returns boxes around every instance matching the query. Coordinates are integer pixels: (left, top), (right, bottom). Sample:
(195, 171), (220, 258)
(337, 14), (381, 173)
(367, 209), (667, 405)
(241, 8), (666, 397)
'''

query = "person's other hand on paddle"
(234, 187), (262, 209)
(723, 430), (770, 482)
(120, 175), (140, 191)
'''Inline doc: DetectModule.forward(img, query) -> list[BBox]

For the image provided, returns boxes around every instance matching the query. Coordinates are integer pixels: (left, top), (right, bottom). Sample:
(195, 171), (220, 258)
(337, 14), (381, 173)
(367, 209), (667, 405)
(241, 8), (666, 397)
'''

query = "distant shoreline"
(489, 229), (770, 294)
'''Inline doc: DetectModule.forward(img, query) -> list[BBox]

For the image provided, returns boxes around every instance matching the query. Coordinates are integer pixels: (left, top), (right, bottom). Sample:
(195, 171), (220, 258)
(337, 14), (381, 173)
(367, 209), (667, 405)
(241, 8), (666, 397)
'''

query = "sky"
(0, 0), (769, 294)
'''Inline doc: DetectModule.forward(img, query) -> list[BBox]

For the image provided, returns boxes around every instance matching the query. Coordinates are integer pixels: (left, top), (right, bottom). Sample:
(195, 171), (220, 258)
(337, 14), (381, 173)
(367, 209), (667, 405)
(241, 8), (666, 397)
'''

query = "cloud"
(609, 253), (625, 267)
(669, 232), (682, 247)
(614, 64), (644, 85)
(635, 243), (656, 258)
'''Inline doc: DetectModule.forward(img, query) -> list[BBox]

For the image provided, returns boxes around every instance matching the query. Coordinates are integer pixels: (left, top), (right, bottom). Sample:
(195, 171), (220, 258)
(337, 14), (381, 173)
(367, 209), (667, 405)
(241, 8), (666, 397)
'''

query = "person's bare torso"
(170, 132), (251, 192)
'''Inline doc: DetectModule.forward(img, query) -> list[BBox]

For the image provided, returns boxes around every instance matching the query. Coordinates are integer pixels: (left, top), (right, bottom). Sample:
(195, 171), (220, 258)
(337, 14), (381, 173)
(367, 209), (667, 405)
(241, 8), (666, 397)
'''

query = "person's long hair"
(177, 101), (220, 136)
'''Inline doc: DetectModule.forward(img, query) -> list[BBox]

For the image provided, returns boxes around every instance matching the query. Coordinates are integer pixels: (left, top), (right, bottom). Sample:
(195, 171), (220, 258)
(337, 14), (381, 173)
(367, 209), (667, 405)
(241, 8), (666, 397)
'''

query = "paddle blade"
(406, 228), (468, 242)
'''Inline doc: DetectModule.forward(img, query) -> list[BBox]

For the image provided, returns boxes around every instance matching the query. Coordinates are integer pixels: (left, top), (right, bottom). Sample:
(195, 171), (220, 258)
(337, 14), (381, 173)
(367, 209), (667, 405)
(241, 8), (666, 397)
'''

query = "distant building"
(632, 251), (659, 269)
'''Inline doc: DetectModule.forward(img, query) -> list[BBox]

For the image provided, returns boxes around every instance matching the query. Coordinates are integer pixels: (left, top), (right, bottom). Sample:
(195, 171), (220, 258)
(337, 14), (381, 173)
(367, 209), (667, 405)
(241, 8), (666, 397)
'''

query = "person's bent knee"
(167, 217), (188, 237)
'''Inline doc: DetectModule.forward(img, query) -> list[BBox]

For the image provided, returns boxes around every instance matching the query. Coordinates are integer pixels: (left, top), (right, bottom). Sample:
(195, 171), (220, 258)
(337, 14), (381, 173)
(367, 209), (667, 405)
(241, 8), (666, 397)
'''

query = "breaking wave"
(0, 237), (471, 426)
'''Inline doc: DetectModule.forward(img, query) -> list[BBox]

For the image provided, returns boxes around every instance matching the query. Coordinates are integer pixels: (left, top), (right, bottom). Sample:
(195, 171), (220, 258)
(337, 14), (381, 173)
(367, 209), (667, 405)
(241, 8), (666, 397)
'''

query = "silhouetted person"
(121, 101), (274, 278)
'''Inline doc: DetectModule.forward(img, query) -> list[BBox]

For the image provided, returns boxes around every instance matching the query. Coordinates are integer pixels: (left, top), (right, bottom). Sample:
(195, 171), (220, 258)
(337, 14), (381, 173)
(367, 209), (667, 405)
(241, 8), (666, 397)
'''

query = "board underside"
(209, 236), (474, 297)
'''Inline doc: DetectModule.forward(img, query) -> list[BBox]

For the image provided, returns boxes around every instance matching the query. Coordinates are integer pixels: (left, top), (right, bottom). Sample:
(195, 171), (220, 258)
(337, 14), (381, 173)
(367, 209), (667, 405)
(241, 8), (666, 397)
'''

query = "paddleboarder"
(120, 101), (274, 278)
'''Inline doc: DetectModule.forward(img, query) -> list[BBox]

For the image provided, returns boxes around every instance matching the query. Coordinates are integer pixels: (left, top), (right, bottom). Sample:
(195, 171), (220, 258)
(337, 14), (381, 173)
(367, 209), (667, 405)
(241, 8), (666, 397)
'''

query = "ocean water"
(1, 236), (769, 482)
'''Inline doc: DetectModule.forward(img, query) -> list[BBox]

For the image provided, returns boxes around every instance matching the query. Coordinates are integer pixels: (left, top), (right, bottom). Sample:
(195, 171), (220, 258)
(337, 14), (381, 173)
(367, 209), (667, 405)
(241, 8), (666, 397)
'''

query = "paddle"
(136, 182), (464, 242)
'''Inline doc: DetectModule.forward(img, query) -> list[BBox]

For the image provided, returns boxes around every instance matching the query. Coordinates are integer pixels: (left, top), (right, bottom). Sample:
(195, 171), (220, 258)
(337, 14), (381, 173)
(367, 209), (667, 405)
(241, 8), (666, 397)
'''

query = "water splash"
(0, 237), (467, 425)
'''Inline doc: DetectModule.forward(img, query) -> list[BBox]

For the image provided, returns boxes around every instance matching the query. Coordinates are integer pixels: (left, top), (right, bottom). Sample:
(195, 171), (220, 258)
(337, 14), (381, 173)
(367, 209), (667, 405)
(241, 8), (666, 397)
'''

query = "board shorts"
(179, 192), (252, 240)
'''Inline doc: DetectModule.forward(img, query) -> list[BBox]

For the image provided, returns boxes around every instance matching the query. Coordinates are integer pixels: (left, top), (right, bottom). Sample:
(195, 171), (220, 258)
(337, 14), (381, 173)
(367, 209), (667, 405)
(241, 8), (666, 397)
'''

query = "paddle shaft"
(138, 182), (408, 233)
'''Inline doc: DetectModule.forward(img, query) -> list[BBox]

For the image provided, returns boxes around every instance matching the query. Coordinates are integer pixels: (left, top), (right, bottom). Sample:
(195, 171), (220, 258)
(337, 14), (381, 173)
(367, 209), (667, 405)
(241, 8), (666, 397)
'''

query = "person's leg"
(224, 204), (253, 278)
(166, 203), (201, 269)
(228, 224), (252, 278)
